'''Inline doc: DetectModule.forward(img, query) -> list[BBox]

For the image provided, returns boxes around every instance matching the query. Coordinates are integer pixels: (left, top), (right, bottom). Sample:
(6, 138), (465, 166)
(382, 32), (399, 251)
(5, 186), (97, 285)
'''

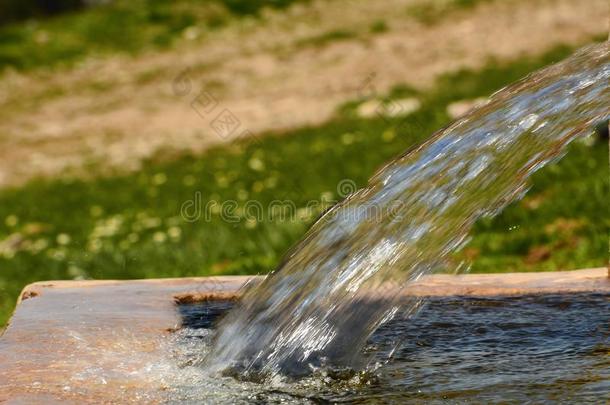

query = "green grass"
(219, 0), (309, 16)
(0, 0), (310, 72)
(369, 20), (389, 34)
(0, 44), (607, 325)
(407, 0), (494, 25)
(296, 29), (358, 48)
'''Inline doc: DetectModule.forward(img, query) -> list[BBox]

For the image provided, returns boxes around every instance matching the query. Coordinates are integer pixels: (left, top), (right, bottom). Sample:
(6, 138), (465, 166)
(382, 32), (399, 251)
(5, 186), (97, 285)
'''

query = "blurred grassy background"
(0, 0), (307, 71)
(0, 0), (607, 325)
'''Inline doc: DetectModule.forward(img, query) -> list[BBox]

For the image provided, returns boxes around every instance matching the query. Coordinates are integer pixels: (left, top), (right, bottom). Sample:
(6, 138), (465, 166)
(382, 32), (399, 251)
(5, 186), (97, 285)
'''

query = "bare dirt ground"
(0, 0), (606, 187)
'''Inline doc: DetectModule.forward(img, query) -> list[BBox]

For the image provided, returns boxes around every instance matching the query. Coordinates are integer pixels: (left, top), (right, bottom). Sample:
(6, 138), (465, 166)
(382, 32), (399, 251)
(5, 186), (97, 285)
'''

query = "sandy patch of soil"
(0, 0), (606, 187)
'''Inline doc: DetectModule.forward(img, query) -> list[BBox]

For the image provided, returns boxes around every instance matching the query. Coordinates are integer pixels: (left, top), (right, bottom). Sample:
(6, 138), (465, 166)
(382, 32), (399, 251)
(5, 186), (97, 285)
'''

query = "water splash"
(206, 43), (609, 380)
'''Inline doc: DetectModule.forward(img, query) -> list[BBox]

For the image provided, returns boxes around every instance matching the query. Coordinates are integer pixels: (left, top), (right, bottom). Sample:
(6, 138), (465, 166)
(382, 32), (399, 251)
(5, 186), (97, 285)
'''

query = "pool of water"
(171, 292), (609, 403)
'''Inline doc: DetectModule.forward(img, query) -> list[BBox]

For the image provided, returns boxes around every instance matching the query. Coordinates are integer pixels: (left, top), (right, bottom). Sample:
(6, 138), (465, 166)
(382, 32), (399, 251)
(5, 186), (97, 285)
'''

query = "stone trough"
(0, 268), (607, 403)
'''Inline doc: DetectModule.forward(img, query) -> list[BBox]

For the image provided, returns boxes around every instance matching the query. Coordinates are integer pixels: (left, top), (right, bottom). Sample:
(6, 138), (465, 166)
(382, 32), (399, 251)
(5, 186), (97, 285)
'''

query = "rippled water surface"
(206, 43), (609, 379)
(170, 293), (609, 403)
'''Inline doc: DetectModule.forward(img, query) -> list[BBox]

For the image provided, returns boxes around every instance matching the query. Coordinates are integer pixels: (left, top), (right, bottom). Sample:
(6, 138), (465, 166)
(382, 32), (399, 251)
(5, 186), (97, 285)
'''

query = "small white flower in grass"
(357, 99), (382, 118)
(168, 227), (182, 240)
(264, 177), (278, 188)
(248, 157), (265, 172)
(142, 217), (161, 229)
(88, 239), (102, 253)
(0, 234), (22, 259)
(68, 265), (87, 280)
(216, 175), (229, 188)
(383, 98), (421, 118)
(245, 218), (258, 229)
(182, 26), (200, 41)
(0, 250), (14, 259)
(296, 207), (313, 221)
(4, 215), (18, 227)
(153, 231), (167, 243)
(446, 98), (487, 119)
(32, 239), (49, 253)
(320, 191), (334, 202)
(56, 233), (71, 245)
(237, 189), (249, 201)
(91, 216), (123, 238)
(209, 200), (221, 215)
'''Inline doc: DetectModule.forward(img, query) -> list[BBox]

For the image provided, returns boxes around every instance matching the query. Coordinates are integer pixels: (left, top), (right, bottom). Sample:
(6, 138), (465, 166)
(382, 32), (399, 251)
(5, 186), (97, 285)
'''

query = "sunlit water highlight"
(206, 43), (609, 381)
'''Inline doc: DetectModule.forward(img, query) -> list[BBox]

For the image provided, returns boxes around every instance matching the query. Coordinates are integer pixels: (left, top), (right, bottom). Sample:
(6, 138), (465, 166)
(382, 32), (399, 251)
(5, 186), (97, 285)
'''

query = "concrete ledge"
(0, 268), (607, 403)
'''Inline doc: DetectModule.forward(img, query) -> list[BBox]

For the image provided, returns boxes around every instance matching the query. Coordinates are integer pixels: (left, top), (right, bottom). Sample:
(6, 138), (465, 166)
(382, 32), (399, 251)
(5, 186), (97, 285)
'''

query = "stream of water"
(205, 43), (609, 381)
